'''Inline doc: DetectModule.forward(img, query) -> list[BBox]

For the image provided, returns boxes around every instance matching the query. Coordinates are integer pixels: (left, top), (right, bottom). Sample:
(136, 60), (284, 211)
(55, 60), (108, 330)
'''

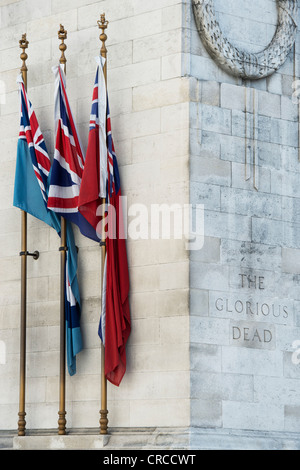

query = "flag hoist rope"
(58, 24), (67, 436)
(18, 34), (40, 437)
(98, 13), (109, 436)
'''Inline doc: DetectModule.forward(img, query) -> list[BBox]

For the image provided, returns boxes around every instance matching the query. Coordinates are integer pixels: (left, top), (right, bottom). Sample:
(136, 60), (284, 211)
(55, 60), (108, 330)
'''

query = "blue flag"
(13, 74), (82, 376)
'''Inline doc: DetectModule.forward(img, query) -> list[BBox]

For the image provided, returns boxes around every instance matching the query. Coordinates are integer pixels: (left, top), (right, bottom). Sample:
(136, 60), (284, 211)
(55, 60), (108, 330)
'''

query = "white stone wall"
(188, 0), (300, 433)
(2, 0), (299, 442)
(0, 0), (190, 431)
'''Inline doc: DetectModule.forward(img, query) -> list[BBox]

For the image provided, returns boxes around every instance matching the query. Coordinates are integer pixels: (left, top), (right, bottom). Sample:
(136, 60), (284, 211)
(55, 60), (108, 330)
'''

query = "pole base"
(18, 411), (26, 436)
(58, 411), (67, 435)
(99, 409), (108, 435)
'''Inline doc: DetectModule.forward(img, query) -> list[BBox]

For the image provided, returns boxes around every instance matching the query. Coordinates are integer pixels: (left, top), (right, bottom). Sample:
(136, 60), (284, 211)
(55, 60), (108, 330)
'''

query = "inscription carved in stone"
(211, 273), (294, 349)
(192, 0), (298, 79)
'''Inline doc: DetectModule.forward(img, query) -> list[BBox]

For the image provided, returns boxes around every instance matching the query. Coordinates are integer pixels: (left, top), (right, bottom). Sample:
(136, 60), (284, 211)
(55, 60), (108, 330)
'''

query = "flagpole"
(57, 24), (68, 436)
(17, 34), (41, 436)
(17, 33), (29, 438)
(98, 13), (109, 436)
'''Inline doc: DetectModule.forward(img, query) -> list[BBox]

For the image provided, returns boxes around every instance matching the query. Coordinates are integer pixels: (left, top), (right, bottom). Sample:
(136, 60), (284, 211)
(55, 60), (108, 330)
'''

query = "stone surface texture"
(0, 0), (300, 450)
(0, 0), (190, 432)
(188, 0), (300, 437)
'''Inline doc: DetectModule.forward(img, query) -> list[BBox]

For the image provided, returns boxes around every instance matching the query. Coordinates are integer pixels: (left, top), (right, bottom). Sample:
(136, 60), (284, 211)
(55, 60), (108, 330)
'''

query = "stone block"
(130, 318), (160, 346)
(190, 316), (230, 345)
(200, 103), (232, 135)
(252, 217), (300, 249)
(133, 77), (189, 112)
(109, 59), (161, 92)
(258, 116), (298, 147)
(77, 0), (131, 31)
(129, 265), (160, 293)
(190, 343), (221, 372)
(221, 187), (282, 219)
(191, 371), (254, 401)
(51, 0), (100, 14)
(160, 316), (189, 344)
(132, 128), (189, 163)
(133, 29), (181, 63)
(202, 81), (220, 107)
(162, 3), (182, 31)
(284, 406), (300, 433)
(131, 398), (189, 427)
(190, 156), (231, 186)
(258, 90), (281, 118)
(161, 102), (189, 132)
(190, 182), (221, 211)
(159, 262), (189, 291)
(281, 95), (299, 122)
(221, 83), (251, 111)
(129, 343), (189, 373)
(231, 109), (252, 138)
(161, 52), (182, 80)
(0, 0), (51, 28)
(113, 108), (161, 140)
(191, 54), (221, 82)
(204, 210), (251, 242)
(266, 72), (282, 95)
(222, 346), (283, 377)
(282, 248), (300, 274)
(221, 239), (281, 271)
(190, 399), (222, 428)
(223, 401), (284, 432)
(105, 9), (163, 45)
(157, 289), (189, 317)
(251, 217), (283, 246)
(200, 131), (221, 158)
(231, 162), (271, 192)
(27, 9), (77, 43)
(189, 289), (209, 316)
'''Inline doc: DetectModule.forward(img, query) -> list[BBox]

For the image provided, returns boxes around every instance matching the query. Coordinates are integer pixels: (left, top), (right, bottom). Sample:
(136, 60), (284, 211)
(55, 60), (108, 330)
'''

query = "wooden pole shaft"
(18, 210), (27, 436)
(58, 218), (67, 435)
(58, 24), (68, 436)
(18, 33), (29, 437)
(98, 13), (109, 436)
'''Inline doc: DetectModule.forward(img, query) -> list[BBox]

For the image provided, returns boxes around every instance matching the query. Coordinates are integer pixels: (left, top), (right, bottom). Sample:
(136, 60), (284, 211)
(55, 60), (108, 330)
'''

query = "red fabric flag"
(78, 58), (131, 386)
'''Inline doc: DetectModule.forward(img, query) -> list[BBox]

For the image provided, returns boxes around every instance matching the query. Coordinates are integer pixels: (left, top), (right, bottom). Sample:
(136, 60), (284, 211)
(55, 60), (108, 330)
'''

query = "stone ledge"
(12, 427), (191, 450)
(13, 434), (109, 450)
(11, 427), (300, 450)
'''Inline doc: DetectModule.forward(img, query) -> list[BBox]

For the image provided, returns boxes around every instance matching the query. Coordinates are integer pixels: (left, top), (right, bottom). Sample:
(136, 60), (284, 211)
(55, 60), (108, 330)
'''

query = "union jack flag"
(18, 75), (51, 205)
(89, 59), (108, 199)
(47, 65), (98, 242)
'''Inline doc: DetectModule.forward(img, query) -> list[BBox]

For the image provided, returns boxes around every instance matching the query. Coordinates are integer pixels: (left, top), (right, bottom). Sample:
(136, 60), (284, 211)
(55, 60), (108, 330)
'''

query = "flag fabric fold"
(47, 65), (98, 242)
(13, 74), (82, 376)
(78, 57), (131, 387)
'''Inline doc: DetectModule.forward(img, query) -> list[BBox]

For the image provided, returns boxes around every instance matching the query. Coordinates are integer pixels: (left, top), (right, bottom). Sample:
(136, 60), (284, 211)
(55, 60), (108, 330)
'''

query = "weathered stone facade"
(1, 0), (300, 450)
(0, 0), (190, 434)
(188, 0), (300, 440)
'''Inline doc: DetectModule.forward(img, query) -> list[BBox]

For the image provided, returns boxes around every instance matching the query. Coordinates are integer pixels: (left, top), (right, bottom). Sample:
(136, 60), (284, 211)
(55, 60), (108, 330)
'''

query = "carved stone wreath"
(192, 0), (298, 79)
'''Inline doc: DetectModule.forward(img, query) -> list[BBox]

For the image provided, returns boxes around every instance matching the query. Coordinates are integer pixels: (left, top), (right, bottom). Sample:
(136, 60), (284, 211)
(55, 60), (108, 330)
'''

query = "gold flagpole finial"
(98, 14), (109, 60)
(58, 24), (67, 70)
(19, 33), (29, 89)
